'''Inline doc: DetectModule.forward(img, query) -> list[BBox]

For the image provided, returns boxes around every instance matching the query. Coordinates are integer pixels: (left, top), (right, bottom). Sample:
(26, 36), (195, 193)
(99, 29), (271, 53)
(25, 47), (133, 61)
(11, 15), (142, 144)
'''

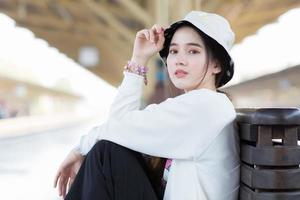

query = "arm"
(107, 24), (166, 119)
(74, 23), (165, 156)
(55, 24), (168, 199)
(78, 87), (236, 160)
(107, 71), (144, 120)
(102, 90), (236, 160)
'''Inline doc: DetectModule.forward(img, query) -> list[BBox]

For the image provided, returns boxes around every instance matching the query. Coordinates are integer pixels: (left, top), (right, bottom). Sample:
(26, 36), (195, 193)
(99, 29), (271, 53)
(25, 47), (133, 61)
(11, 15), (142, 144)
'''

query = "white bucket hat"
(159, 11), (235, 87)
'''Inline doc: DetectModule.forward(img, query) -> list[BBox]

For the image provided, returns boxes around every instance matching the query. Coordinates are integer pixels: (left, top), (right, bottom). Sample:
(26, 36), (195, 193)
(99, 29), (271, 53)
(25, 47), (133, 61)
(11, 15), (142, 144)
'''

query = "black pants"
(65, 140), (163, 200)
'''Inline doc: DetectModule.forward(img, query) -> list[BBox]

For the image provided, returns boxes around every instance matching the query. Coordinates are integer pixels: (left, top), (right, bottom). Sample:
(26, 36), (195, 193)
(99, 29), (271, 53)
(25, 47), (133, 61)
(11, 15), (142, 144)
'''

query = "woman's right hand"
(54, 149), (84, 199)
(131, 24), (166, 66)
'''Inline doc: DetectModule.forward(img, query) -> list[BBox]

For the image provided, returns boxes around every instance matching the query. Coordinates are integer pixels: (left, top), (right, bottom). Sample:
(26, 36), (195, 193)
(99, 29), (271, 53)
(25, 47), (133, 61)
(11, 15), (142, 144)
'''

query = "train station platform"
(0, 113), (104, 140)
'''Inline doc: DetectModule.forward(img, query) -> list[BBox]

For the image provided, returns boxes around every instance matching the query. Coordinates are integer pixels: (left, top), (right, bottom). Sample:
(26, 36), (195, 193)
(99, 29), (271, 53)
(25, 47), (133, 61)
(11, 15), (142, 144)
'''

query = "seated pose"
(54, 10), (240, 200)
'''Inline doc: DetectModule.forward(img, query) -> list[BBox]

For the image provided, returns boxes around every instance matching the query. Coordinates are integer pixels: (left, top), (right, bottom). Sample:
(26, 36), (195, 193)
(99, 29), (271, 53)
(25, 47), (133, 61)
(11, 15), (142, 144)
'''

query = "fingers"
(53, 170), (61, 188)
(157, 30), (165, 48)
(136, 24), (165, 43)
(62, 182), (67, 199)
(152, 24), (165, 49)
(150, 24), (164, 43)
(149, 28), (155, 43)
(152, 24), (164, 34)
(67, 177), (75, 192)
(54, 170), (73, 198)
(59, 175), (68, 198)
(136, 29), (150, 40)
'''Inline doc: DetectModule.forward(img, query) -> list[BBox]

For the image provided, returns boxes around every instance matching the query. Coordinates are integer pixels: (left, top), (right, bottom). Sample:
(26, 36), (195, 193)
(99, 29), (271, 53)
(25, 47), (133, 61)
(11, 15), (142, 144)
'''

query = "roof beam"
(47, 0), (73, 23)
(117, 0), (153, 27)
(1, 7), (130, 59)
(58, 1), (131, 57)
(82, 0), (135, 42)
(154, 0), (169, 26)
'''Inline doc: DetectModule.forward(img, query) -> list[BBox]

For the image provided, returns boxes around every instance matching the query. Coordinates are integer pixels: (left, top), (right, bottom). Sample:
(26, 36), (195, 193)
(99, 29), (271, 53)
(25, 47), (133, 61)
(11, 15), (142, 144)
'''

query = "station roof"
(1, 0), (299, 96)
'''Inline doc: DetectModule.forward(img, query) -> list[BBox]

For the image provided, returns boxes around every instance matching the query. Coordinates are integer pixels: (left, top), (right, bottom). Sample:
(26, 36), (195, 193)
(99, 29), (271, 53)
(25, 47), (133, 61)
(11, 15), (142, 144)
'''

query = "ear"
(212, 61), (221, 75)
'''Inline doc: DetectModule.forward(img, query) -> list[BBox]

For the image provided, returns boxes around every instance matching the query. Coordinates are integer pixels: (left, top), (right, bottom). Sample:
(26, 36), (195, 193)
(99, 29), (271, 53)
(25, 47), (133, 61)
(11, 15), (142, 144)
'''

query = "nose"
(175, 53), (187, 66)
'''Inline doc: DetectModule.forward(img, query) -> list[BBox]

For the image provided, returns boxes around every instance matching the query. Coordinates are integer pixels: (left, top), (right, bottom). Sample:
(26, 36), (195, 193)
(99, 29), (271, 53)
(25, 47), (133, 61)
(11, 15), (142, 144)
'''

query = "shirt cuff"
(72, 144), (84, 156)
(119, 71), (144, 92)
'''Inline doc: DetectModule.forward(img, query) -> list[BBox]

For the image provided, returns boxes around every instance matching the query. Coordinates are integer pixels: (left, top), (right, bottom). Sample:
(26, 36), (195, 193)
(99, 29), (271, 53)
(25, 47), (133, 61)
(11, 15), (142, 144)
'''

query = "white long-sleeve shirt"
(75, 71), (240, 200)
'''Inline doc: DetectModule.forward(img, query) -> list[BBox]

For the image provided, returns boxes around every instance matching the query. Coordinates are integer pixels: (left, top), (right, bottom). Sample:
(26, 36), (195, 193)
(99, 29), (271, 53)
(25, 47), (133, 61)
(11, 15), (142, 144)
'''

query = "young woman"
(54, 11), (240, 200)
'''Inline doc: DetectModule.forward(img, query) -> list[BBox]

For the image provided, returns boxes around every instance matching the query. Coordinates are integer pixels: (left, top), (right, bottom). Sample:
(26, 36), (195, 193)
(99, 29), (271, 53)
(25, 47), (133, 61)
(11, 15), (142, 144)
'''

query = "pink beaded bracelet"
(124, 60), (149, 85)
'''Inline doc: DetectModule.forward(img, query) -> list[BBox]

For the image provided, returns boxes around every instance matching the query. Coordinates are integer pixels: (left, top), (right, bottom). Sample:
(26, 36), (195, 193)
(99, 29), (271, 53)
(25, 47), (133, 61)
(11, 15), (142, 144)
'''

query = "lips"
(175, 69), (188, 78)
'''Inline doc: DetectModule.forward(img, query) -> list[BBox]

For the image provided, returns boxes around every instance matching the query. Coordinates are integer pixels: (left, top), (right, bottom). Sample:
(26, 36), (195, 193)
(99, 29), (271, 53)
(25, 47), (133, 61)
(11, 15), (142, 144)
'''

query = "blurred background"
(0, 0), (300, 199)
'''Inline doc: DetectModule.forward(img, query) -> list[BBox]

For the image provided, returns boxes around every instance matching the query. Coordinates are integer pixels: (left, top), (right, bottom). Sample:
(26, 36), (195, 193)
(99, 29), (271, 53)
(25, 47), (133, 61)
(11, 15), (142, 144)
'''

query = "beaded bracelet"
(124, 60), (149, 85)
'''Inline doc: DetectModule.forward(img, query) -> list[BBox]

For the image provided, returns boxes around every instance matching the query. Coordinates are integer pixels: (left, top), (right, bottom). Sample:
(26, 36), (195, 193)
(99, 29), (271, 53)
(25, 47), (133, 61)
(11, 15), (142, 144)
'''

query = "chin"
(172, 81), (192, 91)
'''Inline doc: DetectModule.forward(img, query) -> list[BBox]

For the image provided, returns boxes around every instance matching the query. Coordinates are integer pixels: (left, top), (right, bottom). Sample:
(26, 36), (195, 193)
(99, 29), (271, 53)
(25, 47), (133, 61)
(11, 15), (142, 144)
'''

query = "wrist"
(130, 55), (149, 66)
(124, 60), (149, 85)
(74, 151), (84, 160)
(72, 147), (83, 158)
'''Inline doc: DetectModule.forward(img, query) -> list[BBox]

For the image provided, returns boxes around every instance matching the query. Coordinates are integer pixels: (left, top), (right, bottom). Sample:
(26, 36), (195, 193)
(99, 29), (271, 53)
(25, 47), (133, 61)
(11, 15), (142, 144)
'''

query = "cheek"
(190, 56), (208, 71)
(190, 58), (206, 73)
(166, 56), (172, 67)
(166, 57), (175, 72)
(166, 66), (174, 78)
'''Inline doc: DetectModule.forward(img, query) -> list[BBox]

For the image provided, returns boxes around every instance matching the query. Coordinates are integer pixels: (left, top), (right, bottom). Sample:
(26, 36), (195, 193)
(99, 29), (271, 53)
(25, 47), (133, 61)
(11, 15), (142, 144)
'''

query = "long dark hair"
(194, 26), (232, 99)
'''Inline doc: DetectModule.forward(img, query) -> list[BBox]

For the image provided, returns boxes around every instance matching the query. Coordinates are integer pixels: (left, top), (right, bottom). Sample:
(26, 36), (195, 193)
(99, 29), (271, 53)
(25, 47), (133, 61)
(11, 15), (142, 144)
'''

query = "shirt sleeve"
(76, 72), (236, 160)
(74, 71), (142, 155)
(107, 71), (144, 119)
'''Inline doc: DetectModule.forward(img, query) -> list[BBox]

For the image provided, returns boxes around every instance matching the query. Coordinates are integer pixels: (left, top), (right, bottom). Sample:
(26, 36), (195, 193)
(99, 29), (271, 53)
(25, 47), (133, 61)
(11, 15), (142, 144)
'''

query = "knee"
(86, 140), (133, 168)
(88, 140), (134, 161)
(88, 140), (125, 158)
(85, 140), (112, 165)
(94, 140), (118, 151)
(88, 140), (112, 155)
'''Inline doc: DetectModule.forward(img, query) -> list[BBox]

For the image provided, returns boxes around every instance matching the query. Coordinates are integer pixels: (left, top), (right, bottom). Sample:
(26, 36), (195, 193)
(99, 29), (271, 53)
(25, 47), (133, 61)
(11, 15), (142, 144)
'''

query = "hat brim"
(159, 20), (234, 87)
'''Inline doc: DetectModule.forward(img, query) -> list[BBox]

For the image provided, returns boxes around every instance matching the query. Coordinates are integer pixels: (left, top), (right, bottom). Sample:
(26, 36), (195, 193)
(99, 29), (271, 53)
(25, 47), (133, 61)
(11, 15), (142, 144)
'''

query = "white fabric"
(75, 71), (240, 200)
(183, 11), (235, 52)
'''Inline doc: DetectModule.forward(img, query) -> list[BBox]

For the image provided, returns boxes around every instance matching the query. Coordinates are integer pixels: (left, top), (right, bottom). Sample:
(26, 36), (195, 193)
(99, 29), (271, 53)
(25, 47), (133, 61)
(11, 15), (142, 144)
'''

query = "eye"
(169, 49), (177, 54)
(189, 50), (200, 54)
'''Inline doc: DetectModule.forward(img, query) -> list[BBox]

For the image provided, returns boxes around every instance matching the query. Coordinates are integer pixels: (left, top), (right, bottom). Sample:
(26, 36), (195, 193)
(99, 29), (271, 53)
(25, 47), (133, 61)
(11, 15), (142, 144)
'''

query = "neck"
(184, 81), (217, 93)
(184, 87), (216, 93)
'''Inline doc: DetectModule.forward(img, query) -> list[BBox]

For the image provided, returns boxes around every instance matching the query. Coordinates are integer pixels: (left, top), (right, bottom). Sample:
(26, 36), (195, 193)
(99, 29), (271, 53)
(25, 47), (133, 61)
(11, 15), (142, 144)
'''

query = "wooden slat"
(118, 0), (152, 26)
(241, 164), (300, 189)
(82, 0), (135, 42)
(154, 0), (169, 26)
(257, 125), (273, 147)
(59, 1), (131, 55)
(284, 126), (298, 146)
(240, 185), (300, 200)
(239, 123), (258, 142)
(241, 144), (300, 166)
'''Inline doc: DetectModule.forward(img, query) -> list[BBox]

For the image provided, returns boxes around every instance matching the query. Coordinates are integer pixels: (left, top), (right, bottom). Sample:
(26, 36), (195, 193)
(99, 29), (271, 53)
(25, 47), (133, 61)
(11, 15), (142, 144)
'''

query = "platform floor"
(0, 119), (100, 200)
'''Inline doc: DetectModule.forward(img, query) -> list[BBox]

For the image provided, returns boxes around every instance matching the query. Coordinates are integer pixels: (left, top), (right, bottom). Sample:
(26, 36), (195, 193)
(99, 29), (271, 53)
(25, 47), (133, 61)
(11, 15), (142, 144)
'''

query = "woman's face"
(166, 26), (221, 92)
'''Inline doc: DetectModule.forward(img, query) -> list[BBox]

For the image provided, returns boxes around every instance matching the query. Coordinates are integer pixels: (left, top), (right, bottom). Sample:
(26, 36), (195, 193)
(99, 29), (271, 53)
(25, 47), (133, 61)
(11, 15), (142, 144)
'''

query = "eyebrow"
(170, 42), (203, 48)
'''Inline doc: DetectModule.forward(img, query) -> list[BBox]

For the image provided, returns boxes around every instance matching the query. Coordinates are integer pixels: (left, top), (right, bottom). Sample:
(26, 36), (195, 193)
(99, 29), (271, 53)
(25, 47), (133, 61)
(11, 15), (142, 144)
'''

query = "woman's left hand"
(54, 149), (84, 199)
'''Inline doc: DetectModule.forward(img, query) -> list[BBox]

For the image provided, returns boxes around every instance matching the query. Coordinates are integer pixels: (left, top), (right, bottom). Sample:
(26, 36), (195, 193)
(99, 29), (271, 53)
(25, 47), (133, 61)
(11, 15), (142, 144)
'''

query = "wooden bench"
(236, 108), (300, 200)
